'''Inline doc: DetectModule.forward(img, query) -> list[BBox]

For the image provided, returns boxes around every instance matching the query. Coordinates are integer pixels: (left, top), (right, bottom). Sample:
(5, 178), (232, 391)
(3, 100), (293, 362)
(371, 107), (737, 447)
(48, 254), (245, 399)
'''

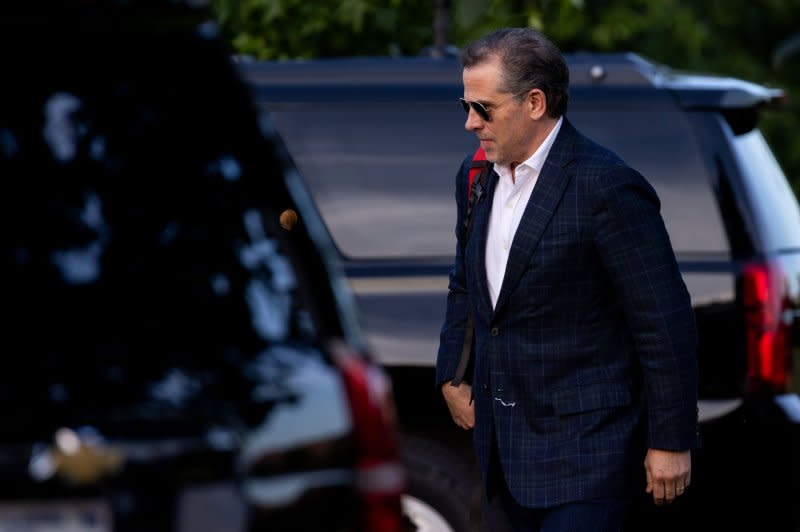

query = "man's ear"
(528, 89), (547, 120)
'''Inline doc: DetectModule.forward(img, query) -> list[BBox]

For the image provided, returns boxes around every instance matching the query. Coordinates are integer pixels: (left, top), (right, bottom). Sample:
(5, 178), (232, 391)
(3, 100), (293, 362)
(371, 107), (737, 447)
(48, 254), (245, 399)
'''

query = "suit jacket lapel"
(492, 119), (578, 316)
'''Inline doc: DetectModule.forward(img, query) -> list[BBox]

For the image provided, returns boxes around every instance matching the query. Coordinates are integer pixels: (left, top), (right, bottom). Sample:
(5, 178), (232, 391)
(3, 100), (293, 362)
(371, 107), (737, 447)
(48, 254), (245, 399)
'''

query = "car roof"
(237, 53), (784, 110)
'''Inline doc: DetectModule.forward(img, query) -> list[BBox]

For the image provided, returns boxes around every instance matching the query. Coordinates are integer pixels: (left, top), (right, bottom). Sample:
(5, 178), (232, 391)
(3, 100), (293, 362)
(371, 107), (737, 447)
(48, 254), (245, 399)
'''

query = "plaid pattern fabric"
(436, 119), (699, 508)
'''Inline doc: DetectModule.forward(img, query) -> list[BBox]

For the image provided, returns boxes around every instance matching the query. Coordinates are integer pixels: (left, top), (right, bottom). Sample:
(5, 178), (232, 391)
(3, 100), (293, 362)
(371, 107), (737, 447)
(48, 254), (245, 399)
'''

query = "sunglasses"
(459, 90), (530, 122)
(459, 98), (494, 121)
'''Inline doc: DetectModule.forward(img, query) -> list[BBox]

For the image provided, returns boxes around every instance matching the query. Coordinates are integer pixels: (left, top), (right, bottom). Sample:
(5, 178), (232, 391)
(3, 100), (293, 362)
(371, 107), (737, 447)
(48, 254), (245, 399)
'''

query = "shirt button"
(491, 327), (499, 336)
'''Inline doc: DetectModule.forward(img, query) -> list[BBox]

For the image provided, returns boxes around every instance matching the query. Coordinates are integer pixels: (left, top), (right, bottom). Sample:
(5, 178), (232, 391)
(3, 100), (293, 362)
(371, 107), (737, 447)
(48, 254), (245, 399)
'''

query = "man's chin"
(486, 153), (502, 165)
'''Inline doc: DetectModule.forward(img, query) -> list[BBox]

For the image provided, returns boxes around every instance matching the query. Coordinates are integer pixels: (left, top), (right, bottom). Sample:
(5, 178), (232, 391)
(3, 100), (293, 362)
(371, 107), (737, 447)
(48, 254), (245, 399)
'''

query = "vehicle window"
(569, 107), (729, 255)
(270, 102), (729, 258)
(268, 102), (473, 259)
(5, 150), (318, 424)
(3, 43), (322, 430)
(728, 129), (800, 252)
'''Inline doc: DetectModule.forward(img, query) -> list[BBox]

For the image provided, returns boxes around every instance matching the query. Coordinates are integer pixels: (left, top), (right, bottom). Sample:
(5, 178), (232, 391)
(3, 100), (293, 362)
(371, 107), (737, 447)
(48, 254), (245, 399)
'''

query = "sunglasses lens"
(459, 99), (491, 121)
(473, 103), (489, 121)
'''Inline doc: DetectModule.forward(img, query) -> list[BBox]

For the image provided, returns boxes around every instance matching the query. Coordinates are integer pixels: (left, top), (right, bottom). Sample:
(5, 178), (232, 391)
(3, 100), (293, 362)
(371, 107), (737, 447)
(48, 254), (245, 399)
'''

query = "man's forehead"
(463, 62), (504, 100)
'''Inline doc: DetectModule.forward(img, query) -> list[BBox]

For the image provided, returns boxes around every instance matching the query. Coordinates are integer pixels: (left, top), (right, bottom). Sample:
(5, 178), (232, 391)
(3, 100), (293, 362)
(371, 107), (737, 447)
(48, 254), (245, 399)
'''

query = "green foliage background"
(212, 0), (800, 193)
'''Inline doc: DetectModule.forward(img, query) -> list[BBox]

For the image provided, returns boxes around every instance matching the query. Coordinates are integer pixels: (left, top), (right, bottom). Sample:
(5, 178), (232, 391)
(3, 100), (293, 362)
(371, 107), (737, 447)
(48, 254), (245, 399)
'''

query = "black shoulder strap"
(462, 147), (490, 245)
(451, 147), (490, 387)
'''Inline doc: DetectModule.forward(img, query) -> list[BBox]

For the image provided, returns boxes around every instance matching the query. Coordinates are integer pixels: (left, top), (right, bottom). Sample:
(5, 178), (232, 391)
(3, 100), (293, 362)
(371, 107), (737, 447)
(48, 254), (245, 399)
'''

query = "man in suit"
(436, 28), (699, 531)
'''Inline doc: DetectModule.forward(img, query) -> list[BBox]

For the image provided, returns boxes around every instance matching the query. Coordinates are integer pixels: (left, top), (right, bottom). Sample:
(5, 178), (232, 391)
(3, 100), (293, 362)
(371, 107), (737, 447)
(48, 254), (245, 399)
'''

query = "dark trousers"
(498, 492), (630, 532)
(481, 434), (631, 532)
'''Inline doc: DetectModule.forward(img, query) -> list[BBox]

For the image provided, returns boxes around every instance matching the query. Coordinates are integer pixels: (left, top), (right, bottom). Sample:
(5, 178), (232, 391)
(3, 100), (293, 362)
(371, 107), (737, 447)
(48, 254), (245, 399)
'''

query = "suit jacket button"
(490, 327), (499, 336)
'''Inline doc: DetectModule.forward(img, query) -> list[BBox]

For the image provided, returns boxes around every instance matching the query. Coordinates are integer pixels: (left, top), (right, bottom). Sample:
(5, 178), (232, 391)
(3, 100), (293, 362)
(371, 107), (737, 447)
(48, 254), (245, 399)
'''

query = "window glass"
(270, 102), (729, 258)
(2, 32), (324, 434)
(269, 103), (472, 259)
(729, 129), (800, 252)
(569, 107), (729, 255)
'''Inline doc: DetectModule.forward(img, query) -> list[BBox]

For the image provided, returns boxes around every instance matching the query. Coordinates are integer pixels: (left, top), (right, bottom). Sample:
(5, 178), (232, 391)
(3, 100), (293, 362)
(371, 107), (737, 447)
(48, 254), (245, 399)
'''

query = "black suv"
(240, 54), (800, 531)
(2, 5), (403, 531)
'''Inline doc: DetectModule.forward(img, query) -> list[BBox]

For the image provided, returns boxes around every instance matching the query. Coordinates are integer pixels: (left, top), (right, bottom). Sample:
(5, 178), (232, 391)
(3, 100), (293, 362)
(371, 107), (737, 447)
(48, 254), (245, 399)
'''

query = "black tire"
(401, 435), (475, 532)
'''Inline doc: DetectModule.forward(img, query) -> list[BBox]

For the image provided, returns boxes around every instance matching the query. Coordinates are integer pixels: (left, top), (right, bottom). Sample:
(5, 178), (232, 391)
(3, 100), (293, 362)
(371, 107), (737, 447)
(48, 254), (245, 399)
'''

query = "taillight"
(332, 342), (404, 532)
(743, 262), (793, 393)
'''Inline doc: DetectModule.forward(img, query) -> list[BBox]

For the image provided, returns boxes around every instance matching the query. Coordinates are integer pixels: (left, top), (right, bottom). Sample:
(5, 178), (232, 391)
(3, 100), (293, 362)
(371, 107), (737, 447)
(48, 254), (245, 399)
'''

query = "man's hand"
(441, 381), (474, 429)
(644, 449), (691, 505)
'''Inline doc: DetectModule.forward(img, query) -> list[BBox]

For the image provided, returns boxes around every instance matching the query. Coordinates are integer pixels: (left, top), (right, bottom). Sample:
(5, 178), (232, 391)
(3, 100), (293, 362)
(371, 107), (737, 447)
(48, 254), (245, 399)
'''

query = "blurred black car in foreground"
(1, 4), (403, 531)
(240, 55), (800, 531)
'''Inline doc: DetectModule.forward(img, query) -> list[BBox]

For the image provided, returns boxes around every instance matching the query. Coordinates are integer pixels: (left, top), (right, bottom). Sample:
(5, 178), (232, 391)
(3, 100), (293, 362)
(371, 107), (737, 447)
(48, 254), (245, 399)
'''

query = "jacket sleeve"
(592, 166), (700, 450)
(435, 156), (473, 388)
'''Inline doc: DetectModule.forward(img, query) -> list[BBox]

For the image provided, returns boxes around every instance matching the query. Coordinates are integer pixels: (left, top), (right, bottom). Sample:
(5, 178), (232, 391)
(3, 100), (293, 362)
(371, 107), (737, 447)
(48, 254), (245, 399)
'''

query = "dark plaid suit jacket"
(436, 118), (700, 508)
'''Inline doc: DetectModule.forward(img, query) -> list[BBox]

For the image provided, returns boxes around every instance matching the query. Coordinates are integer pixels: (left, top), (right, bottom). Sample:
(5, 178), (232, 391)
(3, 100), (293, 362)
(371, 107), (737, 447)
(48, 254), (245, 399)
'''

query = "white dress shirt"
(485, 117), (563, 309)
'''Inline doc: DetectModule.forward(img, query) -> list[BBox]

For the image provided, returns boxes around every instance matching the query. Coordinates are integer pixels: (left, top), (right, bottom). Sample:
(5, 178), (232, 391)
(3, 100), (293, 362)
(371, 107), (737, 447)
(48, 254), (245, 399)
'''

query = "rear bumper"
(696, 393), (799, 529)
(627, 393), (800, 531)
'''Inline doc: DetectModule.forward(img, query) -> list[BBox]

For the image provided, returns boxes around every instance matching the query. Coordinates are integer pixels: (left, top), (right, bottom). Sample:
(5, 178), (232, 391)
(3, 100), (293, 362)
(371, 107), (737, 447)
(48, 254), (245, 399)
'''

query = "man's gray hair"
(460, 28), (569, 118)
